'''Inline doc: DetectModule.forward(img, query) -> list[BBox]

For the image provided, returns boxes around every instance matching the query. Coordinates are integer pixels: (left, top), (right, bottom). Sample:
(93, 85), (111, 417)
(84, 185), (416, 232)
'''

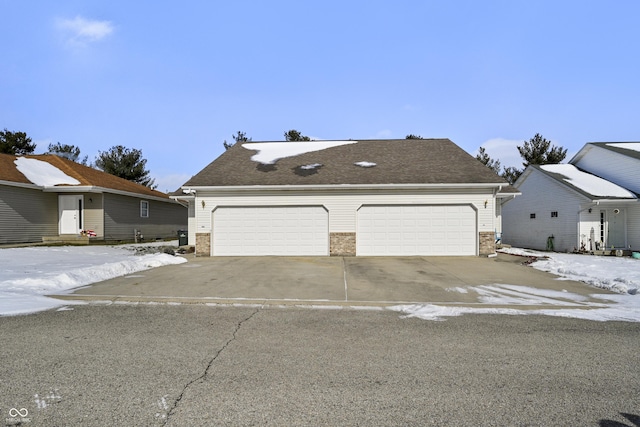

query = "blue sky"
(2, 1), (639, 192)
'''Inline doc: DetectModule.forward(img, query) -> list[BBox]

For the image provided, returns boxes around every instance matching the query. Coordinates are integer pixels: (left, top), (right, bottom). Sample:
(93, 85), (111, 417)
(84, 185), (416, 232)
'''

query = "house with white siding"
(502, 142), (640, 252)
(174, 139), (518, 257)
(0, 153), (187, 245)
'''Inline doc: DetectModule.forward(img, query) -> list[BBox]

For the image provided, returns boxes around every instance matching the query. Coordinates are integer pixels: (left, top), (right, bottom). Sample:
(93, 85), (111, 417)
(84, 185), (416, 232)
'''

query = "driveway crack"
(161, 307), (261, 425)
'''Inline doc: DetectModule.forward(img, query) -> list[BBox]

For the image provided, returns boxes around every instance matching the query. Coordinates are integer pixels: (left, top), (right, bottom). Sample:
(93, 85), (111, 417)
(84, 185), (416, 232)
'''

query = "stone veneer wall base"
(195, 232), (211, 257)
(330, 232), (356, 256)
(479, 231), (496, 256)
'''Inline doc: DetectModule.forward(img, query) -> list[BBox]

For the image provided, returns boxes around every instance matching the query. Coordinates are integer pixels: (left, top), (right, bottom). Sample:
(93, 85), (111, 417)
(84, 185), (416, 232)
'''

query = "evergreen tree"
(95, 145), (156, 189)
(223, 131), (251, 150)
(476, 147), (502, 175)
(284, 129), (311, 141)
(501, 166), (522, 185)
(517, 133), (567, 168)
(0, 129), (36, 154)
(47, 142), (88, 165)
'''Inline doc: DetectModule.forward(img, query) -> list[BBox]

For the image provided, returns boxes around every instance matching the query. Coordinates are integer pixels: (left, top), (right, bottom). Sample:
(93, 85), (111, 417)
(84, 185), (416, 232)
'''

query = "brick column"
(330, 232), (356, 256)
(195, 232), (211, 257)
(479, 231), (496, 256)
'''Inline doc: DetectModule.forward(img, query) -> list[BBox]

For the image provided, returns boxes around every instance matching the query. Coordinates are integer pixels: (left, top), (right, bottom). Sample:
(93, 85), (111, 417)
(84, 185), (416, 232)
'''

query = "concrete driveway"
(54, 253), (613, 307)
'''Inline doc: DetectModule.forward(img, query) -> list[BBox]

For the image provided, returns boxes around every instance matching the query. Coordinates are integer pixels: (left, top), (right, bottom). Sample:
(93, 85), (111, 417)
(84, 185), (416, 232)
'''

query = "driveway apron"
(53, 253), (614, 307)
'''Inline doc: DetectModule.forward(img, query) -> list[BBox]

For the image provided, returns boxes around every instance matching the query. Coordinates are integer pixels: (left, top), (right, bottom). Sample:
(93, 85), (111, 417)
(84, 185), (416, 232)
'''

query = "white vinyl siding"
(357, 205), (476, 255)
(212, 206), (328, 255)
(503, 170), (587, 251)
(572, 145), (640, 251)
(627, 205), (640, 251)
(194, 188), (495, 236)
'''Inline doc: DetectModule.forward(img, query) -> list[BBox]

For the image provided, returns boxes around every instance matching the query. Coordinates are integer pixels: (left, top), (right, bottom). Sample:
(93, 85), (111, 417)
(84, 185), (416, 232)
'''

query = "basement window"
(140, 200), (149, 218)
(530, 213), (536, 219)
(551, 211), (558, 218)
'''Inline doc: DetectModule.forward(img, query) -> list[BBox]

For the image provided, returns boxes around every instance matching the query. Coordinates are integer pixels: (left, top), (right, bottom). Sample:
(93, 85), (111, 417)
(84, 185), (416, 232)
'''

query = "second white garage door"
(357, 205), (476, 256)
(213, 206), (328, 256)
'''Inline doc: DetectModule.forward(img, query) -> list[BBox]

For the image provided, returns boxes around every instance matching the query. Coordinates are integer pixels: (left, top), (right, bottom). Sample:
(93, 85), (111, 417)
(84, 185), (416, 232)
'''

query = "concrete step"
(42, 235), (90, 245)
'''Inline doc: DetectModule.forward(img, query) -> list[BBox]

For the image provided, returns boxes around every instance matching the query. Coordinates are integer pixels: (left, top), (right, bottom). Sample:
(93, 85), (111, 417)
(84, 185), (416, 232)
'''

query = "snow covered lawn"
(0, 242), (186, 316)
(393, 248), (640, 322)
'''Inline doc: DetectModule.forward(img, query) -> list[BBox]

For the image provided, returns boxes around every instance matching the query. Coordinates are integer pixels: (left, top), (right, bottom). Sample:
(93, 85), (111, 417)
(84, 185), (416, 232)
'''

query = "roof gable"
(183, 139), (510, 188)
(0, 153), (170, 199)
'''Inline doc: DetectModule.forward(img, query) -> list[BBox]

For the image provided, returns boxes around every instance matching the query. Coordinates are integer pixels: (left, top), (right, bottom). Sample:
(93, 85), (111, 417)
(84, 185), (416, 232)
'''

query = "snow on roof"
(300, 163), (322, 170)
(242, 140), (358, 164)
(606, 142), (640, 152)
(14, 157), (80, 186)
(540, 164), (635, 198)
(354, 161), (376, 168)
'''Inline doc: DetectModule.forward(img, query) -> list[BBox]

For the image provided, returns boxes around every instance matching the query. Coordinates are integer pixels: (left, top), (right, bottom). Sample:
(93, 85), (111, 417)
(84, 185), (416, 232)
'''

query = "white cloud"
(56, 16), (114, 46)
(480, 138), (523, 169)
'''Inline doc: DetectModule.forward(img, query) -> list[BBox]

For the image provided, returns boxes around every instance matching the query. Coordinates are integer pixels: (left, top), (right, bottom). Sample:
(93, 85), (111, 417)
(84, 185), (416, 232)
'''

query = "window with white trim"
(140, 200), (149, 218)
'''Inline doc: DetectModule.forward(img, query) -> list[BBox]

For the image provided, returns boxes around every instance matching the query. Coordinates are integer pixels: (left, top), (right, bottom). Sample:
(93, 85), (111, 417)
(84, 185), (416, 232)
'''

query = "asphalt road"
(1, 304), (638, 426)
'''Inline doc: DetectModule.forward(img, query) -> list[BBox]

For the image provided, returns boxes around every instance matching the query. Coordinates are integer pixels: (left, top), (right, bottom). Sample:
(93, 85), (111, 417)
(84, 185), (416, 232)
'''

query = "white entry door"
(59, 195), (83, 234)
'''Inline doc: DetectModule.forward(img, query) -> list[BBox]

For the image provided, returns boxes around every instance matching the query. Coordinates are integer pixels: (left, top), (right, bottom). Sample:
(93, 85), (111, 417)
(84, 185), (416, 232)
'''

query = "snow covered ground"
(393, 247), (640, 322)
(1, 243), (639, 321)
(0, 241), (186, 316)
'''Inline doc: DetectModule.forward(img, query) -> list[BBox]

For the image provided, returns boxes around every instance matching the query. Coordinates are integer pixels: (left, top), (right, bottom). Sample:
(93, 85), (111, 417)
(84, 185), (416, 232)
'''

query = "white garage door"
(213, 206), (328, 256)
(357, 205), (476, 256)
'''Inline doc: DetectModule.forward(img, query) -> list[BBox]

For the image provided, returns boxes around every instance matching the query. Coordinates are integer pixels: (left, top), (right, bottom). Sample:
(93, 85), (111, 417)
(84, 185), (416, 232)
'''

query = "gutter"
(180, 183), (509, 192)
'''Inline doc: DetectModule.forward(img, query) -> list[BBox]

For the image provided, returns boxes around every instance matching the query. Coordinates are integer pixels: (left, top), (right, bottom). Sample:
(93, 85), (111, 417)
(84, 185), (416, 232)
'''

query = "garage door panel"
(357, 205), (476, 256)
(213, 206), (328, 256)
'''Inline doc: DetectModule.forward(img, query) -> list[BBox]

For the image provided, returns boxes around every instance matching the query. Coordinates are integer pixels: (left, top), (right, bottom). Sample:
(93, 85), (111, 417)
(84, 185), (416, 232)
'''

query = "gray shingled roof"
(183, 139), (513, 188)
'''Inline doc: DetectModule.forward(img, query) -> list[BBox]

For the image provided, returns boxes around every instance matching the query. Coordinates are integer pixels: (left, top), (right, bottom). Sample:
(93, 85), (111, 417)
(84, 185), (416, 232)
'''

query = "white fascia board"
(496, 191), (521, 198)
(170, 194), (195, 201)
(186, 183), (507, 192)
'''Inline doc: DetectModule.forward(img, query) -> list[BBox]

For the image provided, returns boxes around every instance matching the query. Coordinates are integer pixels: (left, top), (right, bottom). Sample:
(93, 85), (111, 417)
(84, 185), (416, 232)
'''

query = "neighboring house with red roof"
(173, 139), (518, 257)
(0, 153), (187, 245)
(502, 142), (640, 252)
